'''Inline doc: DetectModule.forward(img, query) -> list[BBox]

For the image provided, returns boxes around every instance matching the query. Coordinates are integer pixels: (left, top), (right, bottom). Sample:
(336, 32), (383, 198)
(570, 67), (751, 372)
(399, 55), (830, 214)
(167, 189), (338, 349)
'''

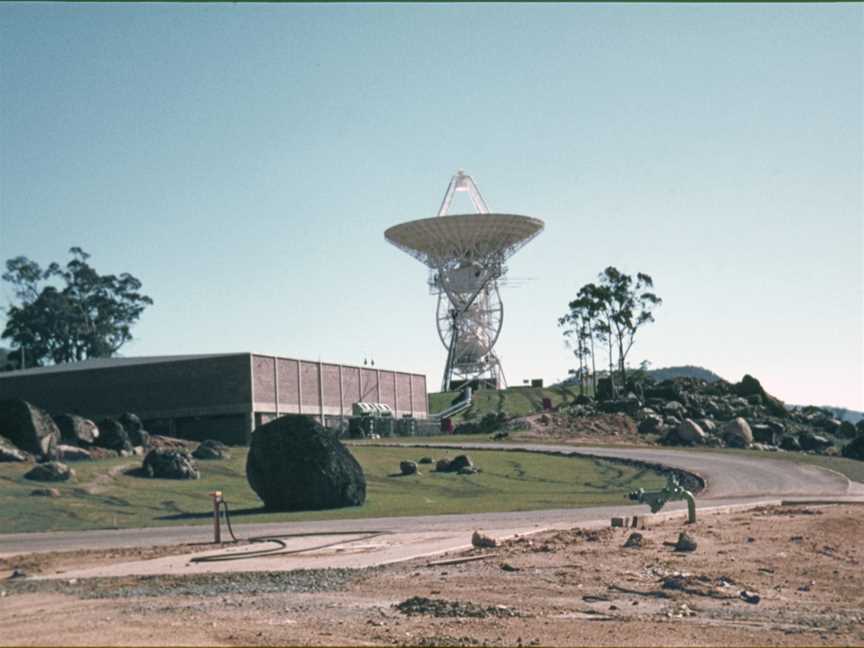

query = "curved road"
(1, 443), (862, 564)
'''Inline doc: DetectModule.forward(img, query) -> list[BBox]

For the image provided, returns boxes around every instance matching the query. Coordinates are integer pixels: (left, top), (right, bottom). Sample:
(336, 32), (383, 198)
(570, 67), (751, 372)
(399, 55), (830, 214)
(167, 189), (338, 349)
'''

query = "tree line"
(558, 266), (662, 396)
(1, 248), (152, 369)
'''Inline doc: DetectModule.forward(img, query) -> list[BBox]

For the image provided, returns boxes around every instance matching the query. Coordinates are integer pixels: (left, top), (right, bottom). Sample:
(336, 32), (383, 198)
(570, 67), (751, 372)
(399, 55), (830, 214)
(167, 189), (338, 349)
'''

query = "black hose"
(221, 500), (239, 543)
(189, 499), (392, 563)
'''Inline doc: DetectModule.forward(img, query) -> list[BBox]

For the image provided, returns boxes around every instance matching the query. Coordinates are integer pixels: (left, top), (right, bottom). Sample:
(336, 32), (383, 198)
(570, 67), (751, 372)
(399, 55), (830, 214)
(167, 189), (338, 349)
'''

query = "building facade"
(0, 353), (428, 444)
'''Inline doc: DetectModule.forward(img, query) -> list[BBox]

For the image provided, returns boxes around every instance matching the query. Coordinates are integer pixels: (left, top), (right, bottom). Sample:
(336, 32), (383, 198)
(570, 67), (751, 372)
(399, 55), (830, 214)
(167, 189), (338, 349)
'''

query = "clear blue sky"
(1, 3), (861, 409)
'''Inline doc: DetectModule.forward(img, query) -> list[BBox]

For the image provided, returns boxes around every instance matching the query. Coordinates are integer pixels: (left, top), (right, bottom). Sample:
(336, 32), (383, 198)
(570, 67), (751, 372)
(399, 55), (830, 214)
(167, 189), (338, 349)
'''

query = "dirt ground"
(1, 503), (862, 646)
(509, 412), (654, 447)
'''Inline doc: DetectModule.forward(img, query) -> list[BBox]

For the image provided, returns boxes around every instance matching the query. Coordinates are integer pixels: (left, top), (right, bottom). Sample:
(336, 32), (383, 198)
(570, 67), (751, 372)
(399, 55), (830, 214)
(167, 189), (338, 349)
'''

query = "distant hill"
(646, 365), (724, 383)
(791, 405), (864, 424)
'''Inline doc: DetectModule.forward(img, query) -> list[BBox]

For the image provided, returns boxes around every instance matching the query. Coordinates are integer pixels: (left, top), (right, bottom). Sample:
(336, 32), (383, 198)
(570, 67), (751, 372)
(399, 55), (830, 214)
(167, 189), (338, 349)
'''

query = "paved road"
(1, 443), (861, 561)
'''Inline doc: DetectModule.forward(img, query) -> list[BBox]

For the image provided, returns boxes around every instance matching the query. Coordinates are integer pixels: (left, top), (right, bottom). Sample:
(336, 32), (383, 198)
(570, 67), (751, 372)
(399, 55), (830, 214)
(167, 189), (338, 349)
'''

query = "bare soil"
(1, 504), (862, 646)
(511, 412), (655, 447)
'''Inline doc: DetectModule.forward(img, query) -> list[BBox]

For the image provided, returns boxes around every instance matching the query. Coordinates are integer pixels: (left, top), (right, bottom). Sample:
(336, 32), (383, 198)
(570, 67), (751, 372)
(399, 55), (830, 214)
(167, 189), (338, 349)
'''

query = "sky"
(0, 3), (862, 409)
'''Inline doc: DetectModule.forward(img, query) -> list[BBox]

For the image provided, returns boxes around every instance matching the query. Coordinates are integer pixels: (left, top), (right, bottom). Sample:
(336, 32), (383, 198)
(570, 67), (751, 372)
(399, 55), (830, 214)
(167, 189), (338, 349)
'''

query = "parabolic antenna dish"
(384, 213), (544, 269)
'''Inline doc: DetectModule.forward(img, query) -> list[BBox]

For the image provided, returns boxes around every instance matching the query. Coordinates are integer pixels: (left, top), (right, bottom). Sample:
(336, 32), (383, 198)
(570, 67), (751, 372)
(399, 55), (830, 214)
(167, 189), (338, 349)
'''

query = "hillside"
(428, 384), (584, 422)
(646, 365), (723, 383)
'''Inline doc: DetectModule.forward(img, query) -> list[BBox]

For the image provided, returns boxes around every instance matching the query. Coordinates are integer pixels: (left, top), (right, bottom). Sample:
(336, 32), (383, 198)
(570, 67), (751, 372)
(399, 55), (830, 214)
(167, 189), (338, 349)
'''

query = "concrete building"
(0, 353), (428, 444)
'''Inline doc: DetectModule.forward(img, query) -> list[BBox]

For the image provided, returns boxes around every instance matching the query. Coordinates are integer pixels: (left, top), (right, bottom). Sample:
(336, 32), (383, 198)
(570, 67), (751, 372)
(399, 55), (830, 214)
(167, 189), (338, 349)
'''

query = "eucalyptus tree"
(2, 248), (153, 368)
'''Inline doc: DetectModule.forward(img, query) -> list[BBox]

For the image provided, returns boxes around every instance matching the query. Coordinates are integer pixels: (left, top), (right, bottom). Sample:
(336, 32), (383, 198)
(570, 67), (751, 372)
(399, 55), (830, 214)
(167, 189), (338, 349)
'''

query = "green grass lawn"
(0, 446), (666, 534)
(369, 436), (864, 485)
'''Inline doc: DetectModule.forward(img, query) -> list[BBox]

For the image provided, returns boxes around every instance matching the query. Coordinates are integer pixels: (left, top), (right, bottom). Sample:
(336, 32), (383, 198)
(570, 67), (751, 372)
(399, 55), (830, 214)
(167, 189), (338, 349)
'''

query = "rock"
(638, 415), (664, 435)
(57, 445), (92, 461)
(449, 455), (474, 472)
(697, 419), (717, 434)
(722, 417), (753, 448)
(53, 414), (100, 447)
(24, 461), (74, 482)
(749, 423), (776, 445)
(751, 443), (778, 452)
(818, 418), (841, 434)
(799, 432), (832, 453)
(837, 421), (857, 439)
(192, 439), (230, 460)
(400, 460), (418, 475)
(435, 458), (452, 472)
(674, 532), (697, 552)
(623, 532), (644, 548)
(0, 399), (59, 459)
(841, 436), (864, 461)
(471, 530), (498, 548)
(676, 419), (706, 444)
(142, 448), (200, 479)
(118, 412), (150, 447)
(418, 457), (433, 464)
(662, 401), (686, 416)
(739, 590), (761, 604)
(30, 487), (60, 497)
(780, 435), (802, 451)
(733, 374), (787, 418)
(96, 418), (132, 453)
(0, 438), (28, 462)
(458, 466), (479, 475)
(246, 414), (365, 511)
(766, 420), (786, 437)
(598, 399), (640, 416)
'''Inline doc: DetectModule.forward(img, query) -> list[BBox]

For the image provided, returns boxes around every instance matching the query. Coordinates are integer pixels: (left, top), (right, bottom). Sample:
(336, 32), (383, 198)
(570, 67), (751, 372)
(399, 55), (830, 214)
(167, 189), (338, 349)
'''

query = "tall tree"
(2, 248), (153, 368)
(561, 268), (662, 390)
(597, 267), (662, 384)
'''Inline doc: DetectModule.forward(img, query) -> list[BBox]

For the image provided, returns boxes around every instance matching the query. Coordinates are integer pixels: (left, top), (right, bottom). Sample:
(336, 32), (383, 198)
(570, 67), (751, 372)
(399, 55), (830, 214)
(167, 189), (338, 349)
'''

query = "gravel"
(5, 567), (377, 599)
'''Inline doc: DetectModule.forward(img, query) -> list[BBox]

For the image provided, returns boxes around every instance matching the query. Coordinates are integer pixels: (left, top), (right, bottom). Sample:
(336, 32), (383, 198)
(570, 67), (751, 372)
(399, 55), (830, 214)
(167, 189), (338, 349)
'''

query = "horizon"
(1, 4), (861, 410)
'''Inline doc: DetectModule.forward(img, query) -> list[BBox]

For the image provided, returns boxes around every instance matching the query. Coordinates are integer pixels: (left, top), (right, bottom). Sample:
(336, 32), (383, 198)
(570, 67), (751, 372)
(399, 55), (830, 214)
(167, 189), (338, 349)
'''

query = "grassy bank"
(0, 446), (665, 534)
(428, 384), (585, 422)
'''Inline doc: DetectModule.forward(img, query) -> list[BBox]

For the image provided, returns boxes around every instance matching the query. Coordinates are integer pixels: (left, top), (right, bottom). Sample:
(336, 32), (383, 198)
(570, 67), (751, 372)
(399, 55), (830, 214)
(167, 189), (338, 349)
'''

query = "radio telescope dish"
(384, 171), (544, 392)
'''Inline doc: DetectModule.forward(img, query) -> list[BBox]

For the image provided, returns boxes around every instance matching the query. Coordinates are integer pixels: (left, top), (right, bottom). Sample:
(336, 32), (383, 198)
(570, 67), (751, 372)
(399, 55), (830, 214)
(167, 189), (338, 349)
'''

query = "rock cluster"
(54, 414), (100, 447)
(564, 374), (858, 455)
(24, 461), (75, 482)
(142, 448), (200, 479)
(192, 439), (230, 460)
(435, 454), (477, 474)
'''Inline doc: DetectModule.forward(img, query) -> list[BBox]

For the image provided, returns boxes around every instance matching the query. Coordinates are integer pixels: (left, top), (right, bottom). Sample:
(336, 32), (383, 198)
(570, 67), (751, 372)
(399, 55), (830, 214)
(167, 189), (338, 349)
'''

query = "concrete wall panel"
(321, 364), (341, 412)
(277, 358), (300, 408)
(359, 368), (378, 403)
(342, 367), (360, 409)
(300, 361), (321, 408)
(252, 355), (276, 408)
(396, 372), (412, 413)
(379, 371), (395, 409)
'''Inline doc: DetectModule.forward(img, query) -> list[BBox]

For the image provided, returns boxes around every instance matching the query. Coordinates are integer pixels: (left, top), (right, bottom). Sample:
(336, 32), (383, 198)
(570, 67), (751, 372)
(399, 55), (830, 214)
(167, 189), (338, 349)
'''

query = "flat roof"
(0, 354), (247, 378)
(0, 353), (428, 379)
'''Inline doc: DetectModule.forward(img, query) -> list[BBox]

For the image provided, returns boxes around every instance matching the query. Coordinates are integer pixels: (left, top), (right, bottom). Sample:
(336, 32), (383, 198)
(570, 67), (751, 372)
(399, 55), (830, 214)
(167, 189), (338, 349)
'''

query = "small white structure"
(385, 171), (544, 391)
(352, 402), (395, 418)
